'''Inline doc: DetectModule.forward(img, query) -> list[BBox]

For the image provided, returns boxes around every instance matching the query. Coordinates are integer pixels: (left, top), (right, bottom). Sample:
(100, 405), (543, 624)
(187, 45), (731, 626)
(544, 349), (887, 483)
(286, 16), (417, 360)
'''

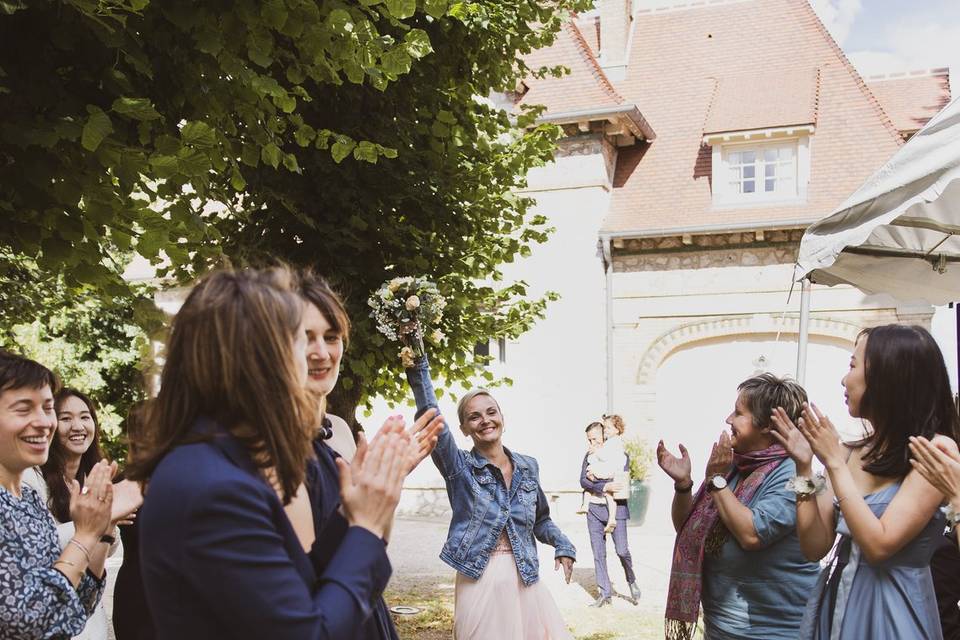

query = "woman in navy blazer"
(127, 267), (436, 639)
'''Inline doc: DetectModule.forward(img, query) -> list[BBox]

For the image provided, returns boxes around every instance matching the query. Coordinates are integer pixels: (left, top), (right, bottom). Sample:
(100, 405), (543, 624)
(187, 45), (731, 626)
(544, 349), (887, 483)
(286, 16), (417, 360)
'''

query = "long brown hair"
(125, 267), (316, 504)
(857, 324), (960, 478)
(42, 388), (104, 522)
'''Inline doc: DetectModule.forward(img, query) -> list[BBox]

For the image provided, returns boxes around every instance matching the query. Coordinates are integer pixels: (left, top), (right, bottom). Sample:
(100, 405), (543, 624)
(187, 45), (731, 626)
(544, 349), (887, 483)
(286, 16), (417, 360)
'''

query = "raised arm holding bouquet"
(371, 276), (577, 640)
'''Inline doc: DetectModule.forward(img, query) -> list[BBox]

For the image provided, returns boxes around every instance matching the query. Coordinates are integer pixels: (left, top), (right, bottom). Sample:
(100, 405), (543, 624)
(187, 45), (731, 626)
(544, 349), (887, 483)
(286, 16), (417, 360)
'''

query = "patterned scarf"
(664, 443), (789, 640)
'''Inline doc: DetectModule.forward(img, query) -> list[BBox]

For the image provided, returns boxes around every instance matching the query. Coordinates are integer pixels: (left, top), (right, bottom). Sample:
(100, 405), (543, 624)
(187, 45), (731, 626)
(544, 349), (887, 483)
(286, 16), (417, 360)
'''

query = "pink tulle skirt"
(454, 535), (572, 640)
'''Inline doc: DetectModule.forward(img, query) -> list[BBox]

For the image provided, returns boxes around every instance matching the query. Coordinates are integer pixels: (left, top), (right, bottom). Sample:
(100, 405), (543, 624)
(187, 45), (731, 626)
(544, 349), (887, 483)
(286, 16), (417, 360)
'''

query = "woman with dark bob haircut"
(127, 267), (440, 639)
(771, 324), (960, 640)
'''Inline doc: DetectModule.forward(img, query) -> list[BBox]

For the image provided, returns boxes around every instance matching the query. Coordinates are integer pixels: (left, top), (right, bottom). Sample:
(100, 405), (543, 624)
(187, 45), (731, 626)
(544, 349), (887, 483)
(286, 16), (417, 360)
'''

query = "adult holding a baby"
(579, 416), (640, 607)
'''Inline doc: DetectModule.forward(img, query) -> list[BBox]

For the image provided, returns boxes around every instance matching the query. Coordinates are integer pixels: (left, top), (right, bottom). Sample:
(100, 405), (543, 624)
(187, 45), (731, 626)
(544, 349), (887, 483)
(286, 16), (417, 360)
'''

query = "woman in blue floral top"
(0, 351), (114, 640)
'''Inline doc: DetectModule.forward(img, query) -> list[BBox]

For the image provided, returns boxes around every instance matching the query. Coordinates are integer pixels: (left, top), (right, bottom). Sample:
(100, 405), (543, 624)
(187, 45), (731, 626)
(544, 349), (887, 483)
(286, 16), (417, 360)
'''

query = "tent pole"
(796, 278), (811, 385)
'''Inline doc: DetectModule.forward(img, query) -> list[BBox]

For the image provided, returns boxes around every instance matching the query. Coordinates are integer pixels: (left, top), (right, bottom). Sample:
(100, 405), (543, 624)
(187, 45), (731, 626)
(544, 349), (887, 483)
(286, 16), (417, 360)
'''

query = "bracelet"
(674, 479), (694, 494)
(943, 503), (960, 531)
(54, 559), (77, 568)
(785, 474), (826, 500)
(67, 538), (91, 563)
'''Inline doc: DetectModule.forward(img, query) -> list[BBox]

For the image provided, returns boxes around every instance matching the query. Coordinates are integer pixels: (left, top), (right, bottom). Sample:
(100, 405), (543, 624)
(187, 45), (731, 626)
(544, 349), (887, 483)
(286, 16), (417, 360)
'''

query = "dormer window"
(705, 127), (812, 207)
(725, 143), (796, 197)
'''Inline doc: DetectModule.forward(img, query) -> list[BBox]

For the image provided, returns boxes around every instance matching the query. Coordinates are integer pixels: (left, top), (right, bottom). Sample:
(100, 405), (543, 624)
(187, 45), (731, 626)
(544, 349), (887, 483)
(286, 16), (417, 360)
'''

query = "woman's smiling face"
(460, 394), (504, 446)
(56, 394), (96, 459)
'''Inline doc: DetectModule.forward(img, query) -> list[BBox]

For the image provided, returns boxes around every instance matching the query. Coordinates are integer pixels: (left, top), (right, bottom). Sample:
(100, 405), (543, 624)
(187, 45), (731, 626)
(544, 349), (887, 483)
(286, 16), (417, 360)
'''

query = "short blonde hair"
(457, 388), (502, 425)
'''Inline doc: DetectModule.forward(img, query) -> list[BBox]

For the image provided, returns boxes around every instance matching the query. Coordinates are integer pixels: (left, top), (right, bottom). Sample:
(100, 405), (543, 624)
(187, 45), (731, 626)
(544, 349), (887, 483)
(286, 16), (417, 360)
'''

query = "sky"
(810, 0), (960, 78)
(633, 0), (960, 79)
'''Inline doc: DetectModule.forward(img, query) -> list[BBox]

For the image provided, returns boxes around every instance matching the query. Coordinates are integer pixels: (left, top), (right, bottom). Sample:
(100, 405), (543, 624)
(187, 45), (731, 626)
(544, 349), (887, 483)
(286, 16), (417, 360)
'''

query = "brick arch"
(635, 315), (862, 386)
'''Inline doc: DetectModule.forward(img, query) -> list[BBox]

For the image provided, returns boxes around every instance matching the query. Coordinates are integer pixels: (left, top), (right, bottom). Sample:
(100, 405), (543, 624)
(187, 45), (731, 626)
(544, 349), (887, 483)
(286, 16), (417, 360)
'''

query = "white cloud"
(847, 21), (960, 77)
(809, 0), (863, 45)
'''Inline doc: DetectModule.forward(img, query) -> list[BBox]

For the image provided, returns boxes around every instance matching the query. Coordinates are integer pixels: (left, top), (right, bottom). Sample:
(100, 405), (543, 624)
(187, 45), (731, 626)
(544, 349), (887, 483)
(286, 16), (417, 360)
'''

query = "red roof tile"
(703, 67), (820, 134)
(521, 0), (906, 236)
(603, 0), (905, 234)
(519, 21), (623, 114)
(867, 69), (952, 136)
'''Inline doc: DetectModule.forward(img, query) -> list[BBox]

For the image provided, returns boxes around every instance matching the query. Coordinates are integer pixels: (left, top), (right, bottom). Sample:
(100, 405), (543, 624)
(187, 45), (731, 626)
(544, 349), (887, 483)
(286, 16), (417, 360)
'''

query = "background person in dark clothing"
(579, 421), (640, 607)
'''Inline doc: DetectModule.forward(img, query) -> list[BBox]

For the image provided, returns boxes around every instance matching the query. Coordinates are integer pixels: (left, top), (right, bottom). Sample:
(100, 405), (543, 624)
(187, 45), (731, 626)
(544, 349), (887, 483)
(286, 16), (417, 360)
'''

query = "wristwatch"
(707, 475), (727, 492)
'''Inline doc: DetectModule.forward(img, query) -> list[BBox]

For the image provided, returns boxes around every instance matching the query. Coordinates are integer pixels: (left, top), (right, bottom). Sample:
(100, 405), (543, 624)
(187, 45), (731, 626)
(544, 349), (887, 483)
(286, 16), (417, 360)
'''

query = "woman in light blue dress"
(770, 324), (959, 640)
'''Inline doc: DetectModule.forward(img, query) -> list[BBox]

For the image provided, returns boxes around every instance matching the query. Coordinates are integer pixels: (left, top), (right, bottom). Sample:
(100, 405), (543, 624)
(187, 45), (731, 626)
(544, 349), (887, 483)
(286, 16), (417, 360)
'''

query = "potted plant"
(623, 437), (654, 526)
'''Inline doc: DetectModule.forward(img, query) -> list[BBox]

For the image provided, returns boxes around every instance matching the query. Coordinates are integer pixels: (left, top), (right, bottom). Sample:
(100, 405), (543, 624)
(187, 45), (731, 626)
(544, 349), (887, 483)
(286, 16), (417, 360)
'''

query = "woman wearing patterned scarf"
(656, 373), (820, 640)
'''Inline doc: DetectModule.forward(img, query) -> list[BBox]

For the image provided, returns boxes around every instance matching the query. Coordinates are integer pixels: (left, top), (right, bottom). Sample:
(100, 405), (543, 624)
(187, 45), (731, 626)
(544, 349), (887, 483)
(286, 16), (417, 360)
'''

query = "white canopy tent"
(794, 95), (960, 383)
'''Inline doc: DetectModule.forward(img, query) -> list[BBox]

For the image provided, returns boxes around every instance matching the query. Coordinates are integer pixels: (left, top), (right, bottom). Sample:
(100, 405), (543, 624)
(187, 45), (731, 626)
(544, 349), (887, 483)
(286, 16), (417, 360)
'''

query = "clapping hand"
(111, 479), (143, 527)
(909, 435), (960, 507)
(705, 431), (734, 479)
(337, 416), (410, 539)
(795, 403), (844, 470)
(70, 460), (115, 540)
(656, 440), (692, 485)
(770, 406), (814, 470)
(402, 408), (444, 475)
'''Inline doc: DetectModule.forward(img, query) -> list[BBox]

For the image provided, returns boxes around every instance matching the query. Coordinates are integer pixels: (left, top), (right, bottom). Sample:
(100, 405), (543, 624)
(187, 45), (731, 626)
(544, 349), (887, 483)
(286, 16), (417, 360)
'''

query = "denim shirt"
(405, 357), (576, 585)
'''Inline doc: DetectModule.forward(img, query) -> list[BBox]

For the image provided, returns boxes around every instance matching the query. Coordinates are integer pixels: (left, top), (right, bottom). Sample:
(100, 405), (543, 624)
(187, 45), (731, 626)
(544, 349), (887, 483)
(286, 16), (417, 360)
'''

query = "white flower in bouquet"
(430, 329), (445, 344)
(399, 347), (416, 368)
(368, 276), (445, 365)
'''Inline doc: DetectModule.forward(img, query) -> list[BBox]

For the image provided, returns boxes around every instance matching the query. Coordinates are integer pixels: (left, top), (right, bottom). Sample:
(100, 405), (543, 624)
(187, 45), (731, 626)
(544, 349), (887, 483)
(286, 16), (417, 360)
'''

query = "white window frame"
(709, 131), (811, 208)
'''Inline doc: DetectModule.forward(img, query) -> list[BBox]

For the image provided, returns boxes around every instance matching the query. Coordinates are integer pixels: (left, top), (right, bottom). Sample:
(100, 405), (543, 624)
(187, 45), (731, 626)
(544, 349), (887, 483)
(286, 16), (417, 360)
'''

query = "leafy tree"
(1, 0), (589, 426)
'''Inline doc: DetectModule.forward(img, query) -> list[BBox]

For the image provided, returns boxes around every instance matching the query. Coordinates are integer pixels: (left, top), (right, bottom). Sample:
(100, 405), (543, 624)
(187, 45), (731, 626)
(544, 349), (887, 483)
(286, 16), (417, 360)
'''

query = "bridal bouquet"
(368, 276), (446, 367)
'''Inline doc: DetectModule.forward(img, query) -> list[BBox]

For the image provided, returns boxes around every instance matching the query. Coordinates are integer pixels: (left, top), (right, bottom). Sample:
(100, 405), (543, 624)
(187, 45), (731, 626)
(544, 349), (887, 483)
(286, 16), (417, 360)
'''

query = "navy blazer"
(139, 419), (394, 639)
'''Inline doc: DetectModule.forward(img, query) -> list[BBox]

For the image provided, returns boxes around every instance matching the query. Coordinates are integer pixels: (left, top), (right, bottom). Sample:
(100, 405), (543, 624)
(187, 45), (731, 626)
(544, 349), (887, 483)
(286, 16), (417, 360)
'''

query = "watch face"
(711, 475), (727, 490)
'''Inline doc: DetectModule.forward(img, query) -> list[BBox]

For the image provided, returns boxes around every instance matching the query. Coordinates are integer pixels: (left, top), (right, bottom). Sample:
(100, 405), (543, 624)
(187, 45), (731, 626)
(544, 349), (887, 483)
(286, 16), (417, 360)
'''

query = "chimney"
(596, 0), (632, 73)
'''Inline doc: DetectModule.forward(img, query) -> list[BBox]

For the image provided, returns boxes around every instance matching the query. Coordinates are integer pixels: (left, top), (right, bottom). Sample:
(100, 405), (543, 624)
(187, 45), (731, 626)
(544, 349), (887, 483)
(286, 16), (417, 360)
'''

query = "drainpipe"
(601, 235), (615, 412)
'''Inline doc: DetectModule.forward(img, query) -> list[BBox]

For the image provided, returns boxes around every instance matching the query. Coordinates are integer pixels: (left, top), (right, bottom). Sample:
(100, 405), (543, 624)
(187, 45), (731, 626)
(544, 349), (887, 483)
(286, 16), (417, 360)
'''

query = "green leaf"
(424, 0), (448, 17)
(148, 154), (179, 178)
(384, 0), (416, 19)
(261, 143), (281, 168)
(326, 9), (352, 34)
(181, 121), (216, 148)
(294, 124), (316, 147)
(404, 29), (433, 60)
(81, 107), (113, 152)
(261, 0), (288, 30)
(330, 138), (356, 163)
(282, 153), (300, 173)
(230, 166), (247, 191)
(353, 141), (378, 164)
(111, 97), (161, 121)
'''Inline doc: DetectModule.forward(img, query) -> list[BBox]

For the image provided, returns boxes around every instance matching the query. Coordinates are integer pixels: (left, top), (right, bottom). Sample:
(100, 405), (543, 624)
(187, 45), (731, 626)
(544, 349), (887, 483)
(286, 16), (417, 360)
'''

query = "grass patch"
(386, 589), (454, 640)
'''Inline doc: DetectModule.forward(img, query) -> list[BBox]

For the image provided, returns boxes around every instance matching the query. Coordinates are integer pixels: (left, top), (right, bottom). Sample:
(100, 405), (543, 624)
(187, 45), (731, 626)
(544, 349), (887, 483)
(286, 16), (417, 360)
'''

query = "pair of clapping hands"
(337, 409), (444, 539)
(70, 461), (144, 542)
(769, 403), (960, 510)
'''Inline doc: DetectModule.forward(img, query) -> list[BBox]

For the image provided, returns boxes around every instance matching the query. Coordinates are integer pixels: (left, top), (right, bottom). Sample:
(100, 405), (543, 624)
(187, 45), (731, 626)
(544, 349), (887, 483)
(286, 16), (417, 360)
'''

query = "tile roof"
(867, 69), (952, 136)
(521, 0), (906, 236)
(703, 67), (820, 134)
(519, 21), (623, 114)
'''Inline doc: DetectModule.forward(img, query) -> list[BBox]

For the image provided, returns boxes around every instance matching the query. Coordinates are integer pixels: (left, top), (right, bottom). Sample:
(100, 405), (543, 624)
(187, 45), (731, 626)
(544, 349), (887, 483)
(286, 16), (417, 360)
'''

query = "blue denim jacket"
(405, 357), (576, 585)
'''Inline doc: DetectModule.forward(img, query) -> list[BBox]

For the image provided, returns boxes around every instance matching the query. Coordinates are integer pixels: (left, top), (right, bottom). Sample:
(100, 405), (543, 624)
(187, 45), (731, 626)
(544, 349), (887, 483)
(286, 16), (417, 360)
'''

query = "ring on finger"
(81, 486), (90, 495)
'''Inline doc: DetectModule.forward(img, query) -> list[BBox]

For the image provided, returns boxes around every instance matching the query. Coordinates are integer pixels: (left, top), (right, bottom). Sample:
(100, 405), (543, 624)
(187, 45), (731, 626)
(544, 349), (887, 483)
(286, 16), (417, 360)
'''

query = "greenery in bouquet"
(368, 276), (446, 365)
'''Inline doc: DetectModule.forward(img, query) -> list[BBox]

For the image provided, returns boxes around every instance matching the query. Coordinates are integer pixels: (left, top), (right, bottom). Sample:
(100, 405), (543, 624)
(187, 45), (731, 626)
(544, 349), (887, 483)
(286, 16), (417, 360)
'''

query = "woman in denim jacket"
(406, 355), (576, 639)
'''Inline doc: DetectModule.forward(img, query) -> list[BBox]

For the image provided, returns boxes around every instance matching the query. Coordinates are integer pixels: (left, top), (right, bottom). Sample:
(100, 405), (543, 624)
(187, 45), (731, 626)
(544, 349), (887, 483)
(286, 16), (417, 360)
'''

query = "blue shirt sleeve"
(405, 355), (465, 480)
(183, 480), (392, 639)
(748, 460), (800, 548)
